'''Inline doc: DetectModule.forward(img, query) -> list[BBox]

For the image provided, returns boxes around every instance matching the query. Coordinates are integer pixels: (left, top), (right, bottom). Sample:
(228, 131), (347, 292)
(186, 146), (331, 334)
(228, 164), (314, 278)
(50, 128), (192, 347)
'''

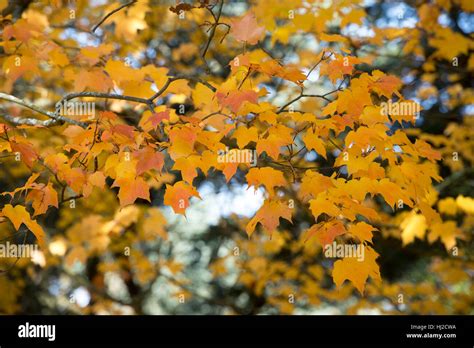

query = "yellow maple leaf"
(246, 200), (292, 237)
(332, 246), (381, 294)
(456, 195), (474, 214)
(2, 204), (47, 250)
(302, 128), (327, 159)
(246, 167), (286, 196)
(401, 212), (427, 245)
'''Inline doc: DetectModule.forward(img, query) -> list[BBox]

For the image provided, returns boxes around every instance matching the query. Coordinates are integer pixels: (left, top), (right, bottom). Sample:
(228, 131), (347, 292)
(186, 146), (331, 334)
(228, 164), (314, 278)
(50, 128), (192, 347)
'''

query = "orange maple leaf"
(163, 181), (201, 215)
(216, 90), (258, 113)
(134, 147), (165, 175)
(246, 167), (286, 196)
(246, 199), (292, 237)
(26, 182), (59, 217)
(231, 12), (265, 45)
(112, 177), (151, 207)
(1, 204), (47, 250)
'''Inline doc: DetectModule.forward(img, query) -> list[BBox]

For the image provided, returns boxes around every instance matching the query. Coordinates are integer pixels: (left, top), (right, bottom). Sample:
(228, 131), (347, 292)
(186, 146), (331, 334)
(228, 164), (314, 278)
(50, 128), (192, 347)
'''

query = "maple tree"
(0, 0), (472, 315)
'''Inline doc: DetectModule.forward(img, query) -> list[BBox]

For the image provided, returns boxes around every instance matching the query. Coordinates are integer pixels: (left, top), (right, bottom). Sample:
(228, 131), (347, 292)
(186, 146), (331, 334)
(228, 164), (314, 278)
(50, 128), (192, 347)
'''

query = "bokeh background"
(0, 0), (473, 314)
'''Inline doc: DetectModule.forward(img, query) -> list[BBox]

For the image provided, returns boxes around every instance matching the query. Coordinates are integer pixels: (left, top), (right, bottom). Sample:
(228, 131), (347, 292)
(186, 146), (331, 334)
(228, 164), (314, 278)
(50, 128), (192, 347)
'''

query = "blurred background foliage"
(0, 0), (473, 314)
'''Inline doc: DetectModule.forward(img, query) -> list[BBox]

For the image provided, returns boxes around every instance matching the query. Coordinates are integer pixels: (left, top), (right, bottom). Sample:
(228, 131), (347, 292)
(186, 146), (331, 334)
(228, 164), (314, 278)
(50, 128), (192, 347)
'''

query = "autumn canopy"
(0, 0), (472, 315)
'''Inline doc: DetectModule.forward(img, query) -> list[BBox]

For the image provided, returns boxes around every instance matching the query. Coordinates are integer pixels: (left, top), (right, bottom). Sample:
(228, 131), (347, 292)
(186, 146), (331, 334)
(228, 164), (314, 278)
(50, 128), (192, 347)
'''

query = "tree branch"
(0, 92), (56, 119)
(0, 92), (85, 127)
(0, 73), (217, 129)
(61, 91), (153, 107)
(0, 114), (58, 127)
(277, 88), (342, 113)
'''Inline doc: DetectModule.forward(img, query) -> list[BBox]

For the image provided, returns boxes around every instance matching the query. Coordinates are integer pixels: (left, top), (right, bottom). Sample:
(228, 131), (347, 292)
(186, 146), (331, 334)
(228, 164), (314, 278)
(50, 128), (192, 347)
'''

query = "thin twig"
(201, 0), (224, 69)
(91, 0), (137, 33)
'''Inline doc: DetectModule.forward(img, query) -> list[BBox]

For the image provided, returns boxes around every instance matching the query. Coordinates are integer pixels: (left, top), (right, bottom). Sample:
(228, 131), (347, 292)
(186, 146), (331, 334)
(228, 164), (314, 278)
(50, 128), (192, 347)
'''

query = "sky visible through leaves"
(0, 0), (472, 315)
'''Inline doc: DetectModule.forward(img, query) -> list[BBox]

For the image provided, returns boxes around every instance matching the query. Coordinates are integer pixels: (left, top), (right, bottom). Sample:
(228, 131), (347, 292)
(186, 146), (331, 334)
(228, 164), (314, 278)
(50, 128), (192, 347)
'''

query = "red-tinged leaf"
(110, 124), (135, 140)
(305, 220), (346, 245)
(231, 12), (265, 45)
(134, 147), (165, 175)
(163, 181), (201, 215)
(371, 73), (402, 98)
(149, 110), (170, 127)
(216, 90), (258, 113)
(10, 141), (38, 168)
